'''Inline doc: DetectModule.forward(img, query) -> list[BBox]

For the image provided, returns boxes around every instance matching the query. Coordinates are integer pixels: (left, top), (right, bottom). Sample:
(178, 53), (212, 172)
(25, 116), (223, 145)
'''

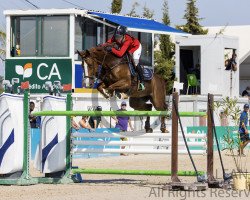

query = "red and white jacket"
(106, 34), (140, 57)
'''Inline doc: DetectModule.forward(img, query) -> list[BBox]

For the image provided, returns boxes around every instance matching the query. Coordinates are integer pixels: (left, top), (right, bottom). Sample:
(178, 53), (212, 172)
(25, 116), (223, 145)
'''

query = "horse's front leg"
(107, 79), (131, 91)
(97, 82), (109, 99)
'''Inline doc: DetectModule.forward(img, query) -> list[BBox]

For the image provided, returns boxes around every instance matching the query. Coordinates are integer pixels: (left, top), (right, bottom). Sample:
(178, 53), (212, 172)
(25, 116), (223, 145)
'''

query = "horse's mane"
(89, 44), (124, 62)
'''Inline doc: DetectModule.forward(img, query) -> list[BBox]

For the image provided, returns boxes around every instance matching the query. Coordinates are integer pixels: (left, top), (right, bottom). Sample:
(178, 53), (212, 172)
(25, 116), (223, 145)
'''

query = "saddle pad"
(143, 68), (153, 80)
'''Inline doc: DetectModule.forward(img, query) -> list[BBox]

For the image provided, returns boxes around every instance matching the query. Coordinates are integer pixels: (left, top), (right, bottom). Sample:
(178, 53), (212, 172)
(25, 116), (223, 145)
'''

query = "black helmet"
(115, 25), (127, 36)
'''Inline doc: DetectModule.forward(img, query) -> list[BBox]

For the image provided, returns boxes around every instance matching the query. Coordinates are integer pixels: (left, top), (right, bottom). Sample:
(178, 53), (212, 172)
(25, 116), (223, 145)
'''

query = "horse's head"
(77, 49), (99, 88)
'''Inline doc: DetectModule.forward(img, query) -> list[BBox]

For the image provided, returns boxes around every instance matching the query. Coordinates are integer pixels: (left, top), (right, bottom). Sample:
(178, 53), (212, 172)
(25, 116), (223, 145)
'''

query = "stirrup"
(138, 83), (145, 91)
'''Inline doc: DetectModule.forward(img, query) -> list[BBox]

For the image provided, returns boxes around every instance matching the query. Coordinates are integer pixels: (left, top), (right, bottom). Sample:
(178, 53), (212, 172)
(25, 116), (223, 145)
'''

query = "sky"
(0, 0), (250, 75)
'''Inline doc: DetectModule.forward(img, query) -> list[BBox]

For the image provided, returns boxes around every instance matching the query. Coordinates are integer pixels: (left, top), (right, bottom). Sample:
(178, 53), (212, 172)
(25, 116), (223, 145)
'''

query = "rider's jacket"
(106, 34), (140, 57)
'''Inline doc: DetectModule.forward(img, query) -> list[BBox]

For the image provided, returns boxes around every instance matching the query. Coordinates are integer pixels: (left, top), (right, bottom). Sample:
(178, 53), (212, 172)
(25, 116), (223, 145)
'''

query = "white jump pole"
(72, 140), (206, 147)
(72, 133), (206, 139)
(72, 148), (206, 155)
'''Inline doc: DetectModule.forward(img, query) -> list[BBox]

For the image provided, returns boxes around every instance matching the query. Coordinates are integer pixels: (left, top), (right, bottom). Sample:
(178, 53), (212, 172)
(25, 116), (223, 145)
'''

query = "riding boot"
(136, 64), (145, 91)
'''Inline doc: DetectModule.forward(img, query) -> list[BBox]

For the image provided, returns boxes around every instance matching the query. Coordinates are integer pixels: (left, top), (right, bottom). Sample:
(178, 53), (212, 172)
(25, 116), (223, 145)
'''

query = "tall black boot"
(136, 64), (145, 91)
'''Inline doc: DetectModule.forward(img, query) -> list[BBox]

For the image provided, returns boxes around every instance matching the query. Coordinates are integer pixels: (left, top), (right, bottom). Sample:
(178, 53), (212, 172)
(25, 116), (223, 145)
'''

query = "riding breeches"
(132, 44), (142, 66)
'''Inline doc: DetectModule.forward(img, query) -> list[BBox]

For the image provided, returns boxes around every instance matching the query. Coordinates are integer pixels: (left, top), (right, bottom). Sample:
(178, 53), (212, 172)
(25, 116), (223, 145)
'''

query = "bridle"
(82, 48), (128, 81)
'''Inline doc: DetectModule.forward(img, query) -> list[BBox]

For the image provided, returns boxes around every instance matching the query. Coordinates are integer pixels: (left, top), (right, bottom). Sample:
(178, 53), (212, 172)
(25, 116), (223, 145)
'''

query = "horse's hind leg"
(129, 97), (153, 133)
(150, 77), (169, 133)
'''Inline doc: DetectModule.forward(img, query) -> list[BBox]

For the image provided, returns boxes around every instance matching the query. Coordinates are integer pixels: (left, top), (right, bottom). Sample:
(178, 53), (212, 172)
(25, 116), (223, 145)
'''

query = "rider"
(104, 25), (145, 91)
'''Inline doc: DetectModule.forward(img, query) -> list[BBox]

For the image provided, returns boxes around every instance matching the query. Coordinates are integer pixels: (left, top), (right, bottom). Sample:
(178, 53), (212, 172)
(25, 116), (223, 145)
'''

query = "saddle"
(126, 53), (153, 81)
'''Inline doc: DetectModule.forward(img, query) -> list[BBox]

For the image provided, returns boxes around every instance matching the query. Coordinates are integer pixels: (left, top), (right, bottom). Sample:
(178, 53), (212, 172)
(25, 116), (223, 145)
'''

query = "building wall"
(175, 35), (239, 97)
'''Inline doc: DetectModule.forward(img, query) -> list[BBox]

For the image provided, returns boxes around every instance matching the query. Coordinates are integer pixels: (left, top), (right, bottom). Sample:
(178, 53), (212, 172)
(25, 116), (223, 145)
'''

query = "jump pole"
(33, 110), (206, 117)
(72, 169), (205, 176)
(32, 94), (210, 183)
(171, 92), (180, 182)
(167, 92), (208, 191)
(207, 93), (220, 187)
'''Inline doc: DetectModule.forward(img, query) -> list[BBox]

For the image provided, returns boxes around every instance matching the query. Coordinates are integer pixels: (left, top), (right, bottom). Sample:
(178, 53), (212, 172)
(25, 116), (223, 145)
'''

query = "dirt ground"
(0, 152), (250, 200)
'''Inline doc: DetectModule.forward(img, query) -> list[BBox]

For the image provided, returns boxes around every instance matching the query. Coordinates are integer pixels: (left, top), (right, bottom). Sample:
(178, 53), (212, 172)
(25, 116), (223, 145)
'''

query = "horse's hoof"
(160, 128), (169, 133)
(146, 128), (153, 133)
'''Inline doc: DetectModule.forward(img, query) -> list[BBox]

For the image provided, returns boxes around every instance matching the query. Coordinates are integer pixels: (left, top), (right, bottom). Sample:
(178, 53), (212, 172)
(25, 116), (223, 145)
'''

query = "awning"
(88, 11), (188, 35)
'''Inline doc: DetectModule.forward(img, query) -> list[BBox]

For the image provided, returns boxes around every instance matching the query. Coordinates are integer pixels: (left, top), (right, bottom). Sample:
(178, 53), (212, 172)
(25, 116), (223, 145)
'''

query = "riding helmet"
(115, 25), (127, 36)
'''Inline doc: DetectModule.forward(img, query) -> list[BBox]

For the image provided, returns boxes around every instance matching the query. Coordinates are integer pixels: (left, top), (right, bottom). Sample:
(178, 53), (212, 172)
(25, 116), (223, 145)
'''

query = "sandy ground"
(0, 152), (250, 200)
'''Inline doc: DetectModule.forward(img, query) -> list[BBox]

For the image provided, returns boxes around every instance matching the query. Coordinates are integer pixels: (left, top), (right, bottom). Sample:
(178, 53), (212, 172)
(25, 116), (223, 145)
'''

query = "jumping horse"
(77, 46), (168, 133)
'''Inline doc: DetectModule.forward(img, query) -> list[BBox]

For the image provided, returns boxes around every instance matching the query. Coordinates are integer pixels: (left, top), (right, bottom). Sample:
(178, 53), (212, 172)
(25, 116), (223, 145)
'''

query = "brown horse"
(77, 46), (168, 133)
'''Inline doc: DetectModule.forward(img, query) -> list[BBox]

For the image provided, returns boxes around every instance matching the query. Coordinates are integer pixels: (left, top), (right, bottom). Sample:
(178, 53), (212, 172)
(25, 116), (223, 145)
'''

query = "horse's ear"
(77, 50), (90, 58)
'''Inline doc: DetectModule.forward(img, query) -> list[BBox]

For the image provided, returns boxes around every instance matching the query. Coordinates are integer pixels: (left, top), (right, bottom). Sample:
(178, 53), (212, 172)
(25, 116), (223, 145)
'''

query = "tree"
(142, 4), (154, 19)
(0, 30), (6, 61)
(176, 0), (208, 35)
(128, 2), (140, 17)
(154, 0), (175, 93)
(111, 0), (123, 14)
(154, 51), (174, 93)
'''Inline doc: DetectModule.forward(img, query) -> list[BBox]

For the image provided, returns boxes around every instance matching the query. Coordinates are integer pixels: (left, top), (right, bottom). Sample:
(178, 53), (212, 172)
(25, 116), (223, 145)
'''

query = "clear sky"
(0, 0), (250, 75)
(0, 0), (250, 29)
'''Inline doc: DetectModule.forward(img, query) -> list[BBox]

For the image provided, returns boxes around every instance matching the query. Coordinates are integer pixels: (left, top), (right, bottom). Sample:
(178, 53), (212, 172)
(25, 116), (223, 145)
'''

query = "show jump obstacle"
(0, 92), (218, 189)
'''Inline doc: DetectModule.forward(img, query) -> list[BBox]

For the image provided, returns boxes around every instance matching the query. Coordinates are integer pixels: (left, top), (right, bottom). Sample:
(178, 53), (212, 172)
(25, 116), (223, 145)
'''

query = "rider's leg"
(136, 63), (145, 91)
(133, 44), (145, 91)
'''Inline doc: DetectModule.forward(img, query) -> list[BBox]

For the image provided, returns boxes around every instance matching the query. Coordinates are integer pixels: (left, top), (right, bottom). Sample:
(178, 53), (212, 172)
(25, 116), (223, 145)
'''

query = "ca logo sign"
(15, 62), (62, 81)
(15, 63), (32, 78)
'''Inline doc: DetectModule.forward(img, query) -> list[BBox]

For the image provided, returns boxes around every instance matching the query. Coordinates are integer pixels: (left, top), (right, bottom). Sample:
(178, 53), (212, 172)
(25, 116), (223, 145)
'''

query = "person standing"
(238, 104), (250, 156)
(29, 101), (37, 128)
(113, 101), (134, 156)
(113, 102), (134, 132)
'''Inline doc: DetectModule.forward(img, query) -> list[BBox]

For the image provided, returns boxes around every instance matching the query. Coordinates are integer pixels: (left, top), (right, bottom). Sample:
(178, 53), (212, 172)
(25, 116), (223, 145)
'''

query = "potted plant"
(214, 97), (250, 190)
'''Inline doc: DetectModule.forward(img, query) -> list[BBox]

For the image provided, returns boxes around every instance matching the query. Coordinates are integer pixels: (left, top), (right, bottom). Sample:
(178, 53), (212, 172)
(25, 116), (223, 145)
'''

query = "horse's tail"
(151, 74), (168, 111)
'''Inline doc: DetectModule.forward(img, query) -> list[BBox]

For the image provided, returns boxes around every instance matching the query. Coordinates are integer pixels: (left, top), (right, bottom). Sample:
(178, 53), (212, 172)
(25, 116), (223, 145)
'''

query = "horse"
(77, 46), (168, 133)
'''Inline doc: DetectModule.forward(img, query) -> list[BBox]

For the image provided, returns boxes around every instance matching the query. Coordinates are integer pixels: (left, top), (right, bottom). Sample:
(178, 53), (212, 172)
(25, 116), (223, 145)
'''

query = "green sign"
(187, 126), (249, 151)
(5, 59), (72, 93)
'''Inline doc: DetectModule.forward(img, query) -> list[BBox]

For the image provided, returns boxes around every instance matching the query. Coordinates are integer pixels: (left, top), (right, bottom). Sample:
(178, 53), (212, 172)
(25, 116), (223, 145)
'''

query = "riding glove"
(105, 46), (112, 52)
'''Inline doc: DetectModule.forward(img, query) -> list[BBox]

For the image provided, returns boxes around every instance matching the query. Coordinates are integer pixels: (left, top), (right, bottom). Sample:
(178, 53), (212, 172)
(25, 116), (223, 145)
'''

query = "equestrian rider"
(104, 25), (145, 91)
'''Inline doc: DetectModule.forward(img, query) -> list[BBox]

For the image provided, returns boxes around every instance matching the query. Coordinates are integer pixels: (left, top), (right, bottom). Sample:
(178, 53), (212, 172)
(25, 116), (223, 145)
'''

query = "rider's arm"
(111, 40), (130, 57)
(102, 37), (114, 46)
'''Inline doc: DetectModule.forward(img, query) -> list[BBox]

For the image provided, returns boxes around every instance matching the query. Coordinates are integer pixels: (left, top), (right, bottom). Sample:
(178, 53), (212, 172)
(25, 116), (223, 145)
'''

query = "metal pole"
(65, 94), (72, 177)
(72, 169), (205, 176)
(171, 92), (180, 182)
(22, 91), (29, 179)
(33, 110), (206, 117)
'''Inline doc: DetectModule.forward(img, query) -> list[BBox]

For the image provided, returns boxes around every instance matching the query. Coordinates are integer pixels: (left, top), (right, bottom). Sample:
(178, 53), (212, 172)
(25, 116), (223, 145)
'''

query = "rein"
(83, 47), (128, 81)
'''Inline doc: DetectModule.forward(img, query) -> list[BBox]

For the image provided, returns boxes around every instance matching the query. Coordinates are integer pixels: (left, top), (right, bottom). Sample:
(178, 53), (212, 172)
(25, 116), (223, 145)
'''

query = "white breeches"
(132, 44), (142, 66)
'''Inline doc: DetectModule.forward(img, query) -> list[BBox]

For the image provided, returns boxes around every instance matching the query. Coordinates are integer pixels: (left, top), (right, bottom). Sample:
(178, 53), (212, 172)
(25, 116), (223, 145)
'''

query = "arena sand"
(0, 152), (249, 200)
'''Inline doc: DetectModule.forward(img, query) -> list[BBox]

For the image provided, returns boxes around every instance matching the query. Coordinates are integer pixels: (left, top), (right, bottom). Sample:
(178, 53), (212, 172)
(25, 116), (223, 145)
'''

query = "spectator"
(71, 116), (80, 130)
(113, 102), (134, 132)
(79, 116), (94, 131)
(225, 53), (237, 71)
(242, 86), (250, 97)
(29, 101), (37, 128)
(113, 101), (134, 156)
(238, 104), (250, 156)
(89, 106), (102, 129)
